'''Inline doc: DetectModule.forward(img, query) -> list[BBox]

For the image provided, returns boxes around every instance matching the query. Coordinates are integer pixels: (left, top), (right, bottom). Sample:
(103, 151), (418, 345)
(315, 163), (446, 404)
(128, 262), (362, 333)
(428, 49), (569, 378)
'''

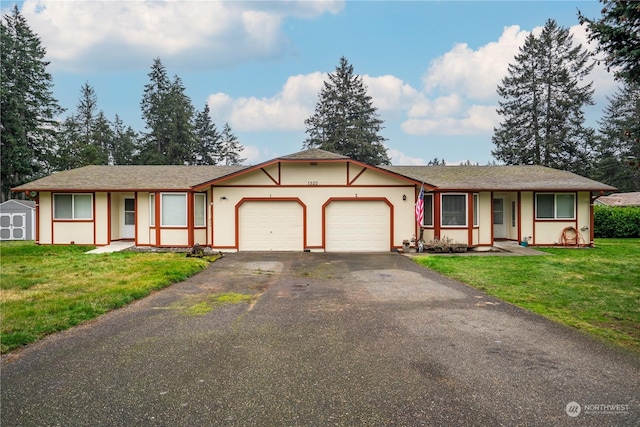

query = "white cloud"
(208, 72), (325, 132)
(387, 149), (424, 166)
(207, 22), (617, 142)
(402, 105), (498, 136)
(241, 145), (262, 166)
(20, 0), (344, 71)
(422, 25), (530, 101)
(363, 75), (421, 114)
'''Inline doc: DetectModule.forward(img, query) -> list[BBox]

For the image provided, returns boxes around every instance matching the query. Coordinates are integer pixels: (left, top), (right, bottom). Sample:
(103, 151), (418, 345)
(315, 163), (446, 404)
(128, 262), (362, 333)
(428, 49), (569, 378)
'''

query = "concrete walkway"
(85, 240), (134, 254)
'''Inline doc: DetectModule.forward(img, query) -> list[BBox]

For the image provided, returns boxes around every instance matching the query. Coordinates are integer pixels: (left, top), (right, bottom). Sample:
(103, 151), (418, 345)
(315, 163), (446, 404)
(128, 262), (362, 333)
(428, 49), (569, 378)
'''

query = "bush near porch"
(594, 205), (640, 238)
(415, 239), (640, 353)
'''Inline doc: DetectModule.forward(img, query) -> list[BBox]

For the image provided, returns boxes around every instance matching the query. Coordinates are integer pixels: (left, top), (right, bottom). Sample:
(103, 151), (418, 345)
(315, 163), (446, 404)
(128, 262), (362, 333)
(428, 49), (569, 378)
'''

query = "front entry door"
(493, 198), (506, 239)
(122, 198), (135, 239)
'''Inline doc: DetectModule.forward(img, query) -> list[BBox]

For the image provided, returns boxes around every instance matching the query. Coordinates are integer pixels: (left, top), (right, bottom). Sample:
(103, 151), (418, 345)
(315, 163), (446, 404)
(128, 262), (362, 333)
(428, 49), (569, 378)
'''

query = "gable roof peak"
(278, 148), (349, 161)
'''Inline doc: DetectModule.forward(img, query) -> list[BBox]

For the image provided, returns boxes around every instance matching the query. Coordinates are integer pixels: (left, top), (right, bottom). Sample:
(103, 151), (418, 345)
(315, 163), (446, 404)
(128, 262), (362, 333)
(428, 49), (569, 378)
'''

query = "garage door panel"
(325, 201), (390, 252)
(239, 201), (303, 251)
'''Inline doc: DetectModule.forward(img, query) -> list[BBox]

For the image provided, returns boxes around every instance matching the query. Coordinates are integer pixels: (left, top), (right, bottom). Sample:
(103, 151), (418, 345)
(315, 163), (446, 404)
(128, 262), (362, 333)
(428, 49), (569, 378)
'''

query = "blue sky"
(6, 1), (616, 165)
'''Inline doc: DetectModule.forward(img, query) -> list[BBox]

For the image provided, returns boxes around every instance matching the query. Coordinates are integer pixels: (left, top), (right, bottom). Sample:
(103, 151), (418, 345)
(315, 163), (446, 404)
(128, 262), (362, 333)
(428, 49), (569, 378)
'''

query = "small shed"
(0, 199), (36, 241)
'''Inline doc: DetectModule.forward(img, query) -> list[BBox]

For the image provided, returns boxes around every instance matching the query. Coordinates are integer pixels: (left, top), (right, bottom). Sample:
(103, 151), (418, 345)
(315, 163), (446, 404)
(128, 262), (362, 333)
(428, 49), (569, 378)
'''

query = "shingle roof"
(11, 165), (248, 192)
(383, 165), (617, 191)
(11, 150), (616, 193)
(596, 192), (640, 206)
(278, 148), (349, 160)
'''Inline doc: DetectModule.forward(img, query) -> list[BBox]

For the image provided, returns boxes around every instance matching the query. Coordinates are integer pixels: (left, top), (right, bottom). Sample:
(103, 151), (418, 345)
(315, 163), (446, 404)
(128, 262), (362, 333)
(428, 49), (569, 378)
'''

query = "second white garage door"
(238, 201), (303, 251)
(325, 200), (390, 252)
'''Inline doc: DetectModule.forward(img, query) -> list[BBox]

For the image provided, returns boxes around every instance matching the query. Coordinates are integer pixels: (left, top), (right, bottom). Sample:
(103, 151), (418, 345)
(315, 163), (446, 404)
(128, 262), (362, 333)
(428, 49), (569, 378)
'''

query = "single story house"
(12, 149), (616, 251)
(0, 199), (36, 241)
(595, 192), (640, 207)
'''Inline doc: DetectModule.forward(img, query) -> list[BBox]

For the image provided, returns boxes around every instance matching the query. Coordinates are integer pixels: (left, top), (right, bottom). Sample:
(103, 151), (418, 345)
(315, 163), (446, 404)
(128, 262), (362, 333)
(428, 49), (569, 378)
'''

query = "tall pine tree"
(54, 83), (111, 169)
(492, 20), (596, 175)
(1, 6), (63, 200)
(193, 104), (221, 165)
(592, 82), (640, 191)
(579, 0), (640, 85)
(219, 123), (246, 166)
(109, 115), (139, 165)
(139, 58), (196, 165)
(304, 56), (389, 165)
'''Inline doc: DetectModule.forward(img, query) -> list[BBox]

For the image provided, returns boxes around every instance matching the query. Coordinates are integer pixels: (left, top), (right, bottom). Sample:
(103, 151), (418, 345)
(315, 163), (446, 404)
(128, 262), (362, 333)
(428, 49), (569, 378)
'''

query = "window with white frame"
(441, 194), (467, 226)
(53, 194), (92, 220)
(423, 194), (434, 226)
(161, 193), (187, 226)
(194, 193), (206, 227)
(149, 194), (155, 226)
(535, 193), (575, 219)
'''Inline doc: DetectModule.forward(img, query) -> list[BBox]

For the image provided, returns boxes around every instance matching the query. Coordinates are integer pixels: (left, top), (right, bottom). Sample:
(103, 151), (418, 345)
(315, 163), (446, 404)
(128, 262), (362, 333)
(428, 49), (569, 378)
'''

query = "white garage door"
(325, 201), (390, 252)
(239, 201), (303, 251)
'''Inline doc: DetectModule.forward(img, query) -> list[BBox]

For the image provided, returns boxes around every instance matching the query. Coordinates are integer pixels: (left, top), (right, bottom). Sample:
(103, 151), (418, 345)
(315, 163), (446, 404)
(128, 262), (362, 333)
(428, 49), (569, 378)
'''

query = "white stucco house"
(11, 149), (616, 251)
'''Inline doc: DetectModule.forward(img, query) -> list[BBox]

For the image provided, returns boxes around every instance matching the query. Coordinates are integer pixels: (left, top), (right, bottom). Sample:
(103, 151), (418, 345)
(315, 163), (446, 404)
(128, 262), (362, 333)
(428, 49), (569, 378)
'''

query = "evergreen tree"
(54, 116), (83, 170)
(54, 83), (110, 169)
(579, 0), (640, 85)
(109, 115), (139, 165)
(193, 104), (221, 165)
(139, 58), (196, 164)
(427, 158), (446, 166)
(219, 123), (246, 165)
(0, 6), (63, 200)
(90, 111), (113, 165)
(492, 20), (596, 175)
(592, 82), (640, 191)
(304, 56), (390, 165)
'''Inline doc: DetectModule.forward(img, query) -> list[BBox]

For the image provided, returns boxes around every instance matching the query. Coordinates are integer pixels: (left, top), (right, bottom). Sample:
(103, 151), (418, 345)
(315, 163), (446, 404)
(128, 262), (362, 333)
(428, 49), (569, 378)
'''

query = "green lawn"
(0, 241), (210, 353)
(414, 239), (640, 352)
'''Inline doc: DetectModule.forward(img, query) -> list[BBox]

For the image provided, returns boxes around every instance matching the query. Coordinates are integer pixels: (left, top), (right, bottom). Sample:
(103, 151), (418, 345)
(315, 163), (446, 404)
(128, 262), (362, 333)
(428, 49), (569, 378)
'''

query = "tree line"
(305, 2), (638, 192)
(2, 1), (639, 202)
(1, 6), (245, 201)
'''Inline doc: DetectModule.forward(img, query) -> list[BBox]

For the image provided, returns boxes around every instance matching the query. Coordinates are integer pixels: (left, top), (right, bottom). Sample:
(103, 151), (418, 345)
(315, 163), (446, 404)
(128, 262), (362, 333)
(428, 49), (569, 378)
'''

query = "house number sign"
(308, 181), (319, 186)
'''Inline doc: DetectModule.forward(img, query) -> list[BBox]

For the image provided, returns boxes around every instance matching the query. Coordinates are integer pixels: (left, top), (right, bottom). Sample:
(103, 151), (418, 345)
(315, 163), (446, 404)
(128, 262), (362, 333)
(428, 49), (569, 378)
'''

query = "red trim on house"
(348, 165), (367, 186)
(192, 158), (425, 190)
(92, 192), (97, 245)
(467, 192), (473, 245)
(590, 194), (597, 245)
(261, 167), (279, 185)
(321, 197), (394, 251)
(434, 191), (441, 240)
(490, 192), (495, 244)
(187, 192), (194, 247)
(155, 192), (161, 246)
(517, 192), (522, 243)
(107, 193), (112, 244)
(34, 193), (40, 244)
(133, 193), (138, 246)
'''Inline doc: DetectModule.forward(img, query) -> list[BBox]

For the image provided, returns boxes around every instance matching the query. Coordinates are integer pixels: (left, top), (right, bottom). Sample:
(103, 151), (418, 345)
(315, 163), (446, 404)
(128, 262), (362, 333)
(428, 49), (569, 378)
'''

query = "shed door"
(0, 213), (26, 240)
(238, 201), (303, 251)
(325, 201), (390, 252)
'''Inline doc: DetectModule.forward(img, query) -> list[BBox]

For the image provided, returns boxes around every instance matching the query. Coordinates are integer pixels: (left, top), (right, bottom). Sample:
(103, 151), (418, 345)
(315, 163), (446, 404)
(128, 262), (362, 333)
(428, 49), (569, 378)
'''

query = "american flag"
(415, 183), (424, 225)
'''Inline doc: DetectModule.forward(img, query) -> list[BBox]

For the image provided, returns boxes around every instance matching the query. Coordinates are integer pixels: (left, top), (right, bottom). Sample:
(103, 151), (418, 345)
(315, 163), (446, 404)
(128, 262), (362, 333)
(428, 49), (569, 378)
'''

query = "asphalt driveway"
(1, 252), (638, 426)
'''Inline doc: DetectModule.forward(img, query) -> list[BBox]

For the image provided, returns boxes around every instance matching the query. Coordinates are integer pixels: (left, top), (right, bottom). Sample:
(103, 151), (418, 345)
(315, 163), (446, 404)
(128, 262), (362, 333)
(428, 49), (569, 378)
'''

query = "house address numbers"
(308, 181), (319, 186)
